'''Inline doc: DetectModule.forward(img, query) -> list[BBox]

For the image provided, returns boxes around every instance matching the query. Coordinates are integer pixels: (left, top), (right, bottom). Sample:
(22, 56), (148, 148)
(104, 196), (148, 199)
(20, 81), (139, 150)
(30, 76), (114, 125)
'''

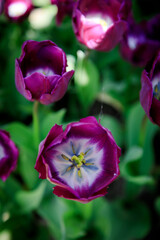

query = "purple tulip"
(120, 15), (160, 67)
(72, 0), (132, 51)
(51, 0), (76, 25)
(140, 51), (160, 126)
(15, 40), (74, 105)
(4, 0), (33, 22)
(0, 130), (19, 181)
(35, 116), (121, 203)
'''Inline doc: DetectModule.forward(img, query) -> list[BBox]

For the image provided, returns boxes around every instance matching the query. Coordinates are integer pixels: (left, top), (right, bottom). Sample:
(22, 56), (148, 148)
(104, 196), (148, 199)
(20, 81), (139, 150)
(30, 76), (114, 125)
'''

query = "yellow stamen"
(72, 143), (76, 154)
(77, 169), (82, 178)
(85, 163), (94, 166)
(61, 154), (70, 161)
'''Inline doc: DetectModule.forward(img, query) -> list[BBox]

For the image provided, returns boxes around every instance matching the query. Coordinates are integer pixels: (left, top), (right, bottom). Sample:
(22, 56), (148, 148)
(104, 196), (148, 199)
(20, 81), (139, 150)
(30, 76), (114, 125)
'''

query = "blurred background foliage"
(0, 0), (160, 239)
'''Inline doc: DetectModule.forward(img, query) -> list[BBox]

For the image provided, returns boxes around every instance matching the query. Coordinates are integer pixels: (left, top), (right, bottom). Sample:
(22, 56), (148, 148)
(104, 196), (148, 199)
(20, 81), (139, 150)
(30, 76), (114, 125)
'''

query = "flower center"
(86, 14), (113, 32)
(61, 145), (93, 178)
(26, 68), (54, 77)
(8, 2), (28, 17)
(153, 82), (160, 100)
(152, 75), (160, 101)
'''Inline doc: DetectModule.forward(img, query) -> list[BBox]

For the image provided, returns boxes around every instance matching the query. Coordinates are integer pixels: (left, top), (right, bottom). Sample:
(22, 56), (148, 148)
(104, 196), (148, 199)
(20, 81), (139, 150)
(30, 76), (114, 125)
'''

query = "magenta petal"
(53, 185), (108, 203)
(24, 73), (60, 100)
(150, 97), (160, 126)
(35, 124), (63, 179)
(0, 130), (19, 181)
(95, 20), (127, 51)
(15, 59), (32, 101)
(39, 70), (74, 105)
(140, 70), (153, 122)
(72, 0), (131, 51)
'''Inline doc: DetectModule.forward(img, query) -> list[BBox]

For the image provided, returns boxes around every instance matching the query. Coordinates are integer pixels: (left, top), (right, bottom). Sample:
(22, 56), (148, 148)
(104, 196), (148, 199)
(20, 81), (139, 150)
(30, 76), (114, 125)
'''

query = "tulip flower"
(51, 0), (75, 25)
(35, 116), (121, 203)
(140, 51), (160, 126)
(4, 0), (33, 22)
(72, 0), (132, 51)
(120, 15), (160, 67)
(15, 40), (74, 105)
(0, 130), (19, 181)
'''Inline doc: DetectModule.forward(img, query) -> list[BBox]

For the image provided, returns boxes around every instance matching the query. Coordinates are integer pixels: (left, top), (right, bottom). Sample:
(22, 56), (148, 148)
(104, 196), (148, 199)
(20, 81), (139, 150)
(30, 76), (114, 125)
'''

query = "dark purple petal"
(35, 124), (63, 179)
(140, 70), (153, 121)
(51, 0), (75, 25)
(39, 70), (74, 105)
(35, 117), (121, 202)
(140, 51), (160, 126)
(0, 130), (19, 181)
(150, 97), (160, 126)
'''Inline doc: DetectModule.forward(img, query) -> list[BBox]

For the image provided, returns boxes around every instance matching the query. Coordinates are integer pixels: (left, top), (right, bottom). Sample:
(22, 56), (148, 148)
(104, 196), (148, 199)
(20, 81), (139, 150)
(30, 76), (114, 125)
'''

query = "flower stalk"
(33, 101), (40, 149)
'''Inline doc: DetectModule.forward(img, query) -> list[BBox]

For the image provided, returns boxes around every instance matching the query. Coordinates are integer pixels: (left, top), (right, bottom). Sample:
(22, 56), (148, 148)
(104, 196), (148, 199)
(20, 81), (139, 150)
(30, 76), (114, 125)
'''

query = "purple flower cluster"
(0, 130), (18, 181)
(35, 117), (121, 203)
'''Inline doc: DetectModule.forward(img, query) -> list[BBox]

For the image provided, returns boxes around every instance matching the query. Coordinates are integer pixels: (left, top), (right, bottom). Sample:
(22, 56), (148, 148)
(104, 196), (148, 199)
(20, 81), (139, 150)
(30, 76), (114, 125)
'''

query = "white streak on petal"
(0, 144), (5, 161)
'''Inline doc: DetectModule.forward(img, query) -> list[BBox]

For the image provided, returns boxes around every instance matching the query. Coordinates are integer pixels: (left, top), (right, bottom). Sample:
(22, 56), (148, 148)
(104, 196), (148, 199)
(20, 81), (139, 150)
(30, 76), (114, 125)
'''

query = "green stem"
(33, 101), (40, 148)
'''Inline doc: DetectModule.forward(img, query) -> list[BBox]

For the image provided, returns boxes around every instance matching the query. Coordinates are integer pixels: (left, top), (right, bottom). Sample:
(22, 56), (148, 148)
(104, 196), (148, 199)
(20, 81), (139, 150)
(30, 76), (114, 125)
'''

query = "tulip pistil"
(61, 144), (94, 178)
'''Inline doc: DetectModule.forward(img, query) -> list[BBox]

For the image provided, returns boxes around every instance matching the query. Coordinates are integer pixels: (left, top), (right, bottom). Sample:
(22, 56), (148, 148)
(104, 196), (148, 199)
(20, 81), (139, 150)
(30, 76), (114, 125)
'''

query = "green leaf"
(120, 146), (154, 185)
(15, 181), (46, 213)
(75, 50), (99, 110)
(41, 109), (66, 139)
(155, 197), (160, 215)
(126, 103), (145, 148)
(3, 122), (33, 149)
(140, 120), (158, 175)
(3, 122), (38, 188)
(38, 194), (67, 240)
(108, 201), (151, 240)
(100, 115), (123, 147)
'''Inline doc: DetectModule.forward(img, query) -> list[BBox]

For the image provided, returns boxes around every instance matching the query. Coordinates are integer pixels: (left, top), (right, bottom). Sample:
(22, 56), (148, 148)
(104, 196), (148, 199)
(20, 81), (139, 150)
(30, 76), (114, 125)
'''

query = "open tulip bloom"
(4, 0), (33, 22)
(140, 51), (160, 126)
(15, 40), (74, 105)
(72, 0), (132, 51)
(0, 130), (19, 181)
(35, 117), (121, 203)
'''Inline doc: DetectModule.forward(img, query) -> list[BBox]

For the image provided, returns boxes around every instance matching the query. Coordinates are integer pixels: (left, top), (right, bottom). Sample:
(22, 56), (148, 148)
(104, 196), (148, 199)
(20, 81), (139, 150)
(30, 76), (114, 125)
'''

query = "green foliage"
(75, 50), (100, 112)
(0, 1), (159, 239)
